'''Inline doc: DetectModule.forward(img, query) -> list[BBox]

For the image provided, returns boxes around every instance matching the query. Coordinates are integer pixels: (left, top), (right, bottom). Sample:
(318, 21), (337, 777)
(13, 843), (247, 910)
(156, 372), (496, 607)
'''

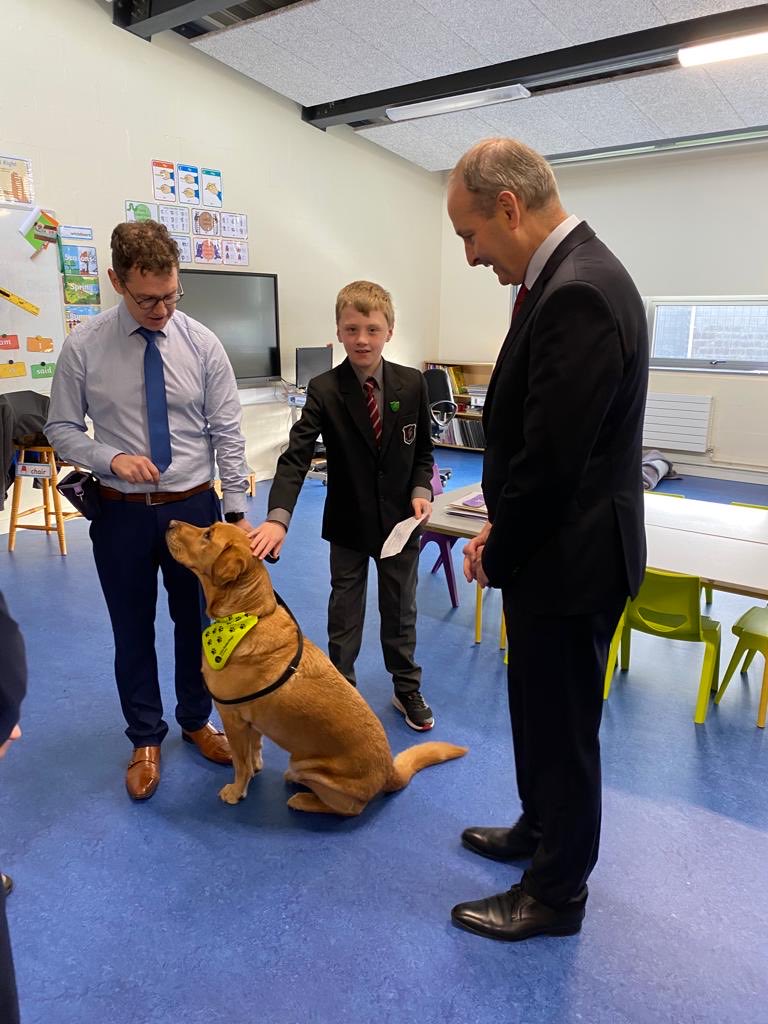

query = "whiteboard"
(0, 207), (65, 395)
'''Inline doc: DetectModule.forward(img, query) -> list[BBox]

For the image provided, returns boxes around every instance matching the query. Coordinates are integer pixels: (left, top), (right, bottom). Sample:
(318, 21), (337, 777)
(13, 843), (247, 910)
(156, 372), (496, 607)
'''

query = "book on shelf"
(446, 490), (488, 519)
(437, 416), (486, 448)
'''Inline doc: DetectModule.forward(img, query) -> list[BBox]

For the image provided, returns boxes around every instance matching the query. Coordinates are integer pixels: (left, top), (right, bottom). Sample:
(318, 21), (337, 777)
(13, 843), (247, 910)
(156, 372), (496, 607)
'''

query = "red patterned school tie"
(512, 283), (529, 320)
(364, 377), (382, 446)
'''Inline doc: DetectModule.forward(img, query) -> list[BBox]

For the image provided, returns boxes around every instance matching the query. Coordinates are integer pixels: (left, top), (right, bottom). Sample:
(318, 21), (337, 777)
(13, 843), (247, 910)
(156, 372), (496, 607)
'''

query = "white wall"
(1, 0), (445, 531)
(438, 141), (768, 476)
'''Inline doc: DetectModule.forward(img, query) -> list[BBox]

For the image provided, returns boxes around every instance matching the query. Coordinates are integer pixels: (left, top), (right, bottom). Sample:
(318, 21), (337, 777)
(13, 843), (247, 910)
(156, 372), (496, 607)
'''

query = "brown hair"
(110, 220), (180, 281)
(335, 280), (395, 329)
(450, 137), (560, 215)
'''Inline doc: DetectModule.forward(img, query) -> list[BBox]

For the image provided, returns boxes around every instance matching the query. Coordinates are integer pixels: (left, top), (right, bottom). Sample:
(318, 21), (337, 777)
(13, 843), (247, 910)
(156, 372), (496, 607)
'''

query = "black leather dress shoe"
(451, 884), (586, 942)
(461, 822), (541, 862)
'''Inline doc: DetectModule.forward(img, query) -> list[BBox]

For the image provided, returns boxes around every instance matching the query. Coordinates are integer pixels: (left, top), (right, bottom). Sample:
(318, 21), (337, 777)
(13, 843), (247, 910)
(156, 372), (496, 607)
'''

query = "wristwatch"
(224, 511), (245, 524)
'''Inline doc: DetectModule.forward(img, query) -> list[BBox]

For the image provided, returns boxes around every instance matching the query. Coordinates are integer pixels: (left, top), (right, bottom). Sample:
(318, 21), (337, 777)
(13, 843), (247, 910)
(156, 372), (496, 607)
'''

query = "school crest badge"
(402, 423), (416, 445)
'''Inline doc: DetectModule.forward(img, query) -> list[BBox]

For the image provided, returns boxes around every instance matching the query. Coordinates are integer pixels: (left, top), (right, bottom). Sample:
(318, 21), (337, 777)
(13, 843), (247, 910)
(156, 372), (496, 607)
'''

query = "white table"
(427, 485), (768, 600)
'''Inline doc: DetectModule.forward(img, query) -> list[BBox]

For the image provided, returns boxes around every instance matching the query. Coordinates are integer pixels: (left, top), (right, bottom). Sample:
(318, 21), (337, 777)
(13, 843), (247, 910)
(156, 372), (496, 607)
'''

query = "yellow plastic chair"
(474, 584), (506, 655)
(603, 568), (721, 724)
(714, 605), (768, 728)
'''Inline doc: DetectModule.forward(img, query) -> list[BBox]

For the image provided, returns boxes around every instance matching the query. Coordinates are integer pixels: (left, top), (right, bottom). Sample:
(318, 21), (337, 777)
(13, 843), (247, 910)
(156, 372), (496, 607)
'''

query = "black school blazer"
(481, 221), (649, 615)
(268, 357), (434, 556)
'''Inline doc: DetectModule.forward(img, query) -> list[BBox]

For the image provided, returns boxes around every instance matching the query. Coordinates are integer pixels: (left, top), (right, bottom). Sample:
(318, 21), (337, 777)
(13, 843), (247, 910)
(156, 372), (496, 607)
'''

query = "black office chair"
(423, 367), (457, 486)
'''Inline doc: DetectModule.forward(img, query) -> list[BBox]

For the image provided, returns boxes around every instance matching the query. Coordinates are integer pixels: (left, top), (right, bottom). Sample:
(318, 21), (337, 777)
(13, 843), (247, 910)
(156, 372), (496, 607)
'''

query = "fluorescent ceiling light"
(386, 83), (530, 122)
(679, 30), (768, 67)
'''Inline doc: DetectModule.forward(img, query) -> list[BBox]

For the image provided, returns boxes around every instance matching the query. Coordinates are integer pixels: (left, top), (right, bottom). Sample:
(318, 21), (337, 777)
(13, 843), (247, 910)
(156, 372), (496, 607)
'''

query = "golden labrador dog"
(166, 521), (467, 815)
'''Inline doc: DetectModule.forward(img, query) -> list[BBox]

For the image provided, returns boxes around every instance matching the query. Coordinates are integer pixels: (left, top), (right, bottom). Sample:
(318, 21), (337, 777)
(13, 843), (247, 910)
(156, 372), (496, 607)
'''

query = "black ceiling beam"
(302, 4), (768, 130)
(112, 0), (229, 39)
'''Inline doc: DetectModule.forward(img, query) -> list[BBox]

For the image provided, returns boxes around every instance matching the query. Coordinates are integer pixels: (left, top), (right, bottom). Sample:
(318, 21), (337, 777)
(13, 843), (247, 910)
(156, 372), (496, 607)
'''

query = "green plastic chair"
(604, 568), (721, 724)
(714, 605), (768, 728)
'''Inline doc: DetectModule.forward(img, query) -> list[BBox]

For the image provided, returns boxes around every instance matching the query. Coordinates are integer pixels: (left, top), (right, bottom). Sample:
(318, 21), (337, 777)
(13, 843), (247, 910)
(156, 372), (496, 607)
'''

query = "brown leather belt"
(99, 481), (213, 506)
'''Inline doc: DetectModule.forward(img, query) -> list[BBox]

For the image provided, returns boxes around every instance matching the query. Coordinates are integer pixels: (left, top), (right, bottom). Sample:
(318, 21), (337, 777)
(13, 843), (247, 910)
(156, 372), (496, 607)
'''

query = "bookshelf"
(424, 360), (493, 452)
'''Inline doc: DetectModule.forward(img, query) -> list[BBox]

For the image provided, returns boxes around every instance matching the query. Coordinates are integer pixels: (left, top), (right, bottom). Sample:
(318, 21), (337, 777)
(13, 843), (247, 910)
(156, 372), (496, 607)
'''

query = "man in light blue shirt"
(46, 220), (254, 800)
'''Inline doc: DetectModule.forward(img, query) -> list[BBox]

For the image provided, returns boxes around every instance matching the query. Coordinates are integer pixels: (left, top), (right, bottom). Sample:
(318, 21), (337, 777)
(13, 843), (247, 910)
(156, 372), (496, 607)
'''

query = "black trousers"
(0, 885), (19, 1024)
(328, 537), (421, 695)
(503, 591), (626, 908)
(89, 487), (220, 747)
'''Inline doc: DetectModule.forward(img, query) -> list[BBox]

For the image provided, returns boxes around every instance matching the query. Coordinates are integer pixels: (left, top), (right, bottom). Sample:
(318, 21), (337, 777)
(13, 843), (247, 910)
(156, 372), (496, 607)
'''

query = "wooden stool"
(7, 446), (81, 556)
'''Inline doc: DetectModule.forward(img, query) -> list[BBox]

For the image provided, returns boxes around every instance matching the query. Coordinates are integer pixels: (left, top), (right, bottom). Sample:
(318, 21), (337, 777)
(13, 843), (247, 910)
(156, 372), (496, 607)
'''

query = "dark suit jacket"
(481, 221), (648, 615)
(268, 358), (434, 555)
(0, 593), (27, 745)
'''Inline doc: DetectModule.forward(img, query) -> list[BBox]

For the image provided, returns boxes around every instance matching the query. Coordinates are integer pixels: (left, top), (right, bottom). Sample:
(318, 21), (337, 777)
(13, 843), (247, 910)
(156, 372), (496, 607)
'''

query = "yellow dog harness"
(203, 613), (259, 670)
(201, 593), (305, 705)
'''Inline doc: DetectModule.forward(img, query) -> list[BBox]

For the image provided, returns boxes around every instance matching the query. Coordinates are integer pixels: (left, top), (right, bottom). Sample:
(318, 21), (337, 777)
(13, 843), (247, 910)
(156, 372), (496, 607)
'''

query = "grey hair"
(450, 138), (560, 215)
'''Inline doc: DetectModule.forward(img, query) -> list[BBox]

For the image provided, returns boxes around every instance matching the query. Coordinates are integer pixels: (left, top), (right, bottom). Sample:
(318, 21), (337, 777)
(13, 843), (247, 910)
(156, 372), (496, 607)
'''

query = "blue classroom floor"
(0, 449), (767, 1024)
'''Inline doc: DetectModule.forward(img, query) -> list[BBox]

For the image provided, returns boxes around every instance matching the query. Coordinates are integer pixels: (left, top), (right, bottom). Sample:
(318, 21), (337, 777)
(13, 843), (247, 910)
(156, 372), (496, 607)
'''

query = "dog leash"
(204, 592), (304, 705)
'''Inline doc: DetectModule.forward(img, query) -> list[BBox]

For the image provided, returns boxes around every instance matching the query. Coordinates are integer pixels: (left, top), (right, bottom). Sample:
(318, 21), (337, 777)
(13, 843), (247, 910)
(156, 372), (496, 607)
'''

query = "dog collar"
(203, 612), (259, 670)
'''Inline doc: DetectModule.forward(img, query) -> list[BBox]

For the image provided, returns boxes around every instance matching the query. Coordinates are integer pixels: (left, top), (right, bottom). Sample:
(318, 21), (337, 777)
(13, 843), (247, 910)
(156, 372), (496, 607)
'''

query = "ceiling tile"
(619, 65), (743, 136)
(530, 0), (663, 42)
(415, 0), (570, 63)
(535, 80), (663, 149)
(319, 0), (488, 78)
(650, 0), (766, 20)
(703, 55), (768, 125)
(194, 24), (341, 106)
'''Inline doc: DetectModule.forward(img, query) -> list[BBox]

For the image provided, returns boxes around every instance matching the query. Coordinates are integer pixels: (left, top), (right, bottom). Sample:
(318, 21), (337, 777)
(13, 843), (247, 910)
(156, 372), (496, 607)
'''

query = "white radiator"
(643, 393), (713, 454)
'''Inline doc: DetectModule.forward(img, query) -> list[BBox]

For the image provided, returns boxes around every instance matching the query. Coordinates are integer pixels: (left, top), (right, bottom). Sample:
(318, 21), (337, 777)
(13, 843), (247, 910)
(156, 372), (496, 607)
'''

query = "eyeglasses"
(122, 281), (184, 311)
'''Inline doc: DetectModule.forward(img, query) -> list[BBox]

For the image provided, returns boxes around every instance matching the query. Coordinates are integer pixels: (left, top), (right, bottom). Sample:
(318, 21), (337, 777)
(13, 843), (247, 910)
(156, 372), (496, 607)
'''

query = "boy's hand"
(412, 497), (432, 520)
(248, 520), (287, 560)
(232, 518), (256, 536)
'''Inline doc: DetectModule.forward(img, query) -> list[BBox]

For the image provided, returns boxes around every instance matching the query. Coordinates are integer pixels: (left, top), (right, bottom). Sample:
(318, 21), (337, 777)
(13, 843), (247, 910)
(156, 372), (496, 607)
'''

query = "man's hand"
(232, 518), (256, 537)
(0, 724), (21, 761)
(111, 454), (160, 484)
(463, 522), (492, 585)
(412, 497), (432, 520)
(248, 520), (287, 560)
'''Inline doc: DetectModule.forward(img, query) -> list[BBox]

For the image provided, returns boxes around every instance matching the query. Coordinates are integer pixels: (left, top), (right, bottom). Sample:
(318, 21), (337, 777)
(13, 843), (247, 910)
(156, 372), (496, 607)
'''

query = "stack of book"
(445, 490), (488, 519)
(438, 418), (486, 448)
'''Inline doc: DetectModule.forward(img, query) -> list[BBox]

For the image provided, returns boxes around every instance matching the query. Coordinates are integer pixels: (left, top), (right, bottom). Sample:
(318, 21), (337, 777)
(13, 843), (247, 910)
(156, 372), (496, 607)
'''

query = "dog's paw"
(218, 783), (246, 804)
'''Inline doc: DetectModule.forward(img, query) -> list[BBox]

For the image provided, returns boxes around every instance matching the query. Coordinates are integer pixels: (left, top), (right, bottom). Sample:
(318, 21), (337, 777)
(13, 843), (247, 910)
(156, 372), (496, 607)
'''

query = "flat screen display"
(177, 269), (280, 387)
(295, 346), (333, 388)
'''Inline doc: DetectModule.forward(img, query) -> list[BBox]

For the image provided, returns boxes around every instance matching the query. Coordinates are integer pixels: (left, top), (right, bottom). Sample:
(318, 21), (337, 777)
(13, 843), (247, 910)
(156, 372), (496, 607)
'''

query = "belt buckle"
(145, 492), (161, 506)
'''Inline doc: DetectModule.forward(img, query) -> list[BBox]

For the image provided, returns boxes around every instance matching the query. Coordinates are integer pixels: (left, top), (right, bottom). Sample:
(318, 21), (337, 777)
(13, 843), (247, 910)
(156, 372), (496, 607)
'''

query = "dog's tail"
(383, 742), (468, 793)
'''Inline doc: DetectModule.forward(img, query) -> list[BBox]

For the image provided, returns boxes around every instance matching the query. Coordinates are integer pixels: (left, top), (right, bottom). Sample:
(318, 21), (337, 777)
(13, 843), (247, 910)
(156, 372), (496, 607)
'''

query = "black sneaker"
(392, 691), (434, 731)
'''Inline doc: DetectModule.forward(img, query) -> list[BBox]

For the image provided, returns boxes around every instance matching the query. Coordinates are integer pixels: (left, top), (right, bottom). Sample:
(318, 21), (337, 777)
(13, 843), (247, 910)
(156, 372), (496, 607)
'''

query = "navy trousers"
(502, 592), (626, 908)
(90, 487), (220, 747)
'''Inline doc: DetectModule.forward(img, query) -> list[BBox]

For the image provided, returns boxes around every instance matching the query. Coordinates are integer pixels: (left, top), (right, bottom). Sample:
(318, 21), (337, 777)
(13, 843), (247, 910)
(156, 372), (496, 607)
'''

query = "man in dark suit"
(447, 138), (648, 941)
(0, 592), (26, 1024)
(250, 281), (436, 731)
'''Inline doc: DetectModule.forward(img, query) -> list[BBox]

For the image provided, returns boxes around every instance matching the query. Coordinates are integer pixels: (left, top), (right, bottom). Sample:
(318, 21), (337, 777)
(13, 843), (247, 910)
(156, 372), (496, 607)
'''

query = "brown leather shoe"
(125, 746), (161, 800)
(181, 722), (232, 765)
(1, 872), (13, 897)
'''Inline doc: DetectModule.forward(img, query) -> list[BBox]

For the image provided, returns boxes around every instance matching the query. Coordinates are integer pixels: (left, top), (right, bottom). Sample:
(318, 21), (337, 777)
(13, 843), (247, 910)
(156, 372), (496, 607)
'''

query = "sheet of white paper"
(380, 515), (425, 559)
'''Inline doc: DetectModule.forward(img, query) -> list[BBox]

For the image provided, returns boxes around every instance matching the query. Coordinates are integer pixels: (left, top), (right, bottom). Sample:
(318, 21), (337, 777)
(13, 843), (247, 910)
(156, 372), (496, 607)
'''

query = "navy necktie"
(136, 327), (172, 473)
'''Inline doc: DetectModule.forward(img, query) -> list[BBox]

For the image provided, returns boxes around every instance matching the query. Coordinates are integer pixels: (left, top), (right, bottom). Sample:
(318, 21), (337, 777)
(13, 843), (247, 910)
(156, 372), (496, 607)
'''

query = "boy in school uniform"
(249, 281), (436, 730)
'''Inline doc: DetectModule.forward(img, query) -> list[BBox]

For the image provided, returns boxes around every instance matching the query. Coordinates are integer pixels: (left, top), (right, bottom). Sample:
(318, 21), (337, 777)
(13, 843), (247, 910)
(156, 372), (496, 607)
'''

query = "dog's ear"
(210, 543), (250, 586)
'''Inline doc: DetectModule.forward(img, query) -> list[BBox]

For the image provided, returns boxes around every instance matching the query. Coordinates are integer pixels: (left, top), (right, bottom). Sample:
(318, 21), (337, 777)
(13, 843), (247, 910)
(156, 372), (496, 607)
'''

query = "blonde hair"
(450, 137), (560, 215)
(335, 280), (395, 329)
